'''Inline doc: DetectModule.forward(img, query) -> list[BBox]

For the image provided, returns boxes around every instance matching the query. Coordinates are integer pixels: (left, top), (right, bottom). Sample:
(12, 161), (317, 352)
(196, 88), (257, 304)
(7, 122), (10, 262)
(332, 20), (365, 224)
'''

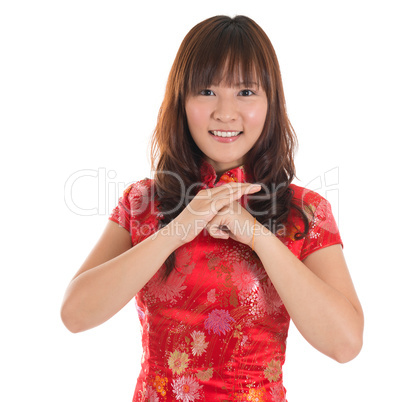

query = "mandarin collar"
(199, 158), (252, 188)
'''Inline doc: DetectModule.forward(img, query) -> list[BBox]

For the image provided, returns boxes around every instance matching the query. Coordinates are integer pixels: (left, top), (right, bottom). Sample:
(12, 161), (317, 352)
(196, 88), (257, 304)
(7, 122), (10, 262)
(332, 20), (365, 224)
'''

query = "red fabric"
(109, 159), (343, 401)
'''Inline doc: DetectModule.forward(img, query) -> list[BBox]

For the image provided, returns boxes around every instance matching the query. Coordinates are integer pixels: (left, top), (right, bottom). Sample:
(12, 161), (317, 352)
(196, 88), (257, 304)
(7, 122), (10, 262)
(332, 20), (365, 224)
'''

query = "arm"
(253, 226), (364, 363)
(60, 220), (182, 333)
(61, 182), (259, 334)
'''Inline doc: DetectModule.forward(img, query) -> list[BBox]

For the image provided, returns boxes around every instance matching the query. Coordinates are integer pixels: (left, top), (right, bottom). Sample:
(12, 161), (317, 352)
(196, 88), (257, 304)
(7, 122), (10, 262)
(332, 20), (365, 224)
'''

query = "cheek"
(185, 102), (209, 129)
(245, 104), (267, 127)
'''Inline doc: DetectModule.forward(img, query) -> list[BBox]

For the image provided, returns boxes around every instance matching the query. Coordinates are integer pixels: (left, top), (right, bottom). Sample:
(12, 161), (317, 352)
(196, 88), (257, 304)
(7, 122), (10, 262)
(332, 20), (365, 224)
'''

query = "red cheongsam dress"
(109, 159), (343, 402)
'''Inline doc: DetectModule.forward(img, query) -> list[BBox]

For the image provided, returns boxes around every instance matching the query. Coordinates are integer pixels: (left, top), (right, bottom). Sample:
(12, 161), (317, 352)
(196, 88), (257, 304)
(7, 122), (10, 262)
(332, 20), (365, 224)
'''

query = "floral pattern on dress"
(109, 158), (343, 402)
(196, 367), (213, 381)
(270, 383), (287, 402)
(264, 359), (282, 382)
(172, 376), (203, 402)
(175, 244), (197, 275)
(253, 280), (284, 317)
(207, 288), (216, 303)
(141, 376), (168, 401)
(231, 260), (266, 298)
(168, 350), (190, 375)
(234, 387), (267, 401)
(145, 271), (187, 304)
(151, 376), (168, 397)
(190, 331), (209, 356)
(143, 385), (160, 402)
(204, 309), (235, 335)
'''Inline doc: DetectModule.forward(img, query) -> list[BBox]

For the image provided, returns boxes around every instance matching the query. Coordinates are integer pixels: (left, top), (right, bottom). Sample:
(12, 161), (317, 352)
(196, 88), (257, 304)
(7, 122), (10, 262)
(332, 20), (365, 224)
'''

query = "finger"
(244, 183), (262, 194)
(211, 183), (261, 212)
(230, 183), (261, 201)
(197, 182), (260, 198)
(216, 230), (230, 239)
(206, 223), (230, 239)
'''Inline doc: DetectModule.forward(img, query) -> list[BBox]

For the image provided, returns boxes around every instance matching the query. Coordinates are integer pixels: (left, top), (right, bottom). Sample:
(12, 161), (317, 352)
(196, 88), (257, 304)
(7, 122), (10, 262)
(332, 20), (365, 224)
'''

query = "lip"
(209, 130), (243, 143)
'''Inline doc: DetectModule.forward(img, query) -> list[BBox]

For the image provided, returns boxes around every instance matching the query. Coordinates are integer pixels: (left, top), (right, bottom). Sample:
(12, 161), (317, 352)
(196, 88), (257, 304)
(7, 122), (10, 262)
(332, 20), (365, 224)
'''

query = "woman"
(61, 15), (364, 401)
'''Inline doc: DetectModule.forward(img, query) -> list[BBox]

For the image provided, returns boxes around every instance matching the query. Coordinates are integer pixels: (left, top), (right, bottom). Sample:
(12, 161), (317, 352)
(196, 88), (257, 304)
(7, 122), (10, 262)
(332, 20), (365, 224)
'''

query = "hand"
(171, 182), (261, 246)
(205, 198), (258, 247)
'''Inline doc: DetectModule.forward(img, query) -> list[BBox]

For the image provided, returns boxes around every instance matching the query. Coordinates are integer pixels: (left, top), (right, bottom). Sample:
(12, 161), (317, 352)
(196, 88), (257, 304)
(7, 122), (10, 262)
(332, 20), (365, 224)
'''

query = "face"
(185, 80), (268, 175)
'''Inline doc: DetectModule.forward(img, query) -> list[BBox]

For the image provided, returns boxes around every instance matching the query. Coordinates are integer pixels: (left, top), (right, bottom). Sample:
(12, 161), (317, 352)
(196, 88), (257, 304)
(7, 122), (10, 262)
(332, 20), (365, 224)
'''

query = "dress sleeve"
(108, 178), (159, 246)
(300, 192), (343, 261)
(109, 183), (134, 233)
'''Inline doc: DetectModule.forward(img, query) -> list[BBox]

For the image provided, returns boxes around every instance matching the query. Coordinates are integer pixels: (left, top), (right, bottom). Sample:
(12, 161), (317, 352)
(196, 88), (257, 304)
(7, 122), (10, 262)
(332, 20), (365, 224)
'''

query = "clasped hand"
(172, 182), (261, 247)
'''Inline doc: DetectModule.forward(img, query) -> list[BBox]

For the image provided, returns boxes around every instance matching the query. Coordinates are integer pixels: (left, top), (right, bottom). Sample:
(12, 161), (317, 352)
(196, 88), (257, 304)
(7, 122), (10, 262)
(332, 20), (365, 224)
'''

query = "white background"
(1, 0), (400, 401)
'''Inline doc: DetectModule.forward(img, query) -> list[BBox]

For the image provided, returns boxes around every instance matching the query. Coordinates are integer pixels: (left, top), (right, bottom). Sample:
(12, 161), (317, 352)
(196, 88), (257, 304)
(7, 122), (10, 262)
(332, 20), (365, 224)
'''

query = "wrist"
(152, 220), (186, 250)
(251, 221), (274, 252)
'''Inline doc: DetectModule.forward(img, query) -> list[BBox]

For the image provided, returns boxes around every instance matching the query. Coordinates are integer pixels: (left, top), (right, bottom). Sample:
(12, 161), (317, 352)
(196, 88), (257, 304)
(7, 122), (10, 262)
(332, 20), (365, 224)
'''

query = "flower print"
(255, 280), (283, 316)
(240, 335), (248, 347)
(127, 180), (150, 215)
(301, 191), (339, 236)
(196, 367), (213, 381)
(205, 253), (222, 271)
(168, 350), (190, 375)
(204, 309), (235, 335)
(231, 260), (266, 299)
(264, 359), (282, 382)
(172, 376), (203, 402)
(190, 331), (209, 356)
(207, 289), (216, 303)
(151, 375), (168, 397)
(246, 388), (267, 402)
(233, 324), (243, 339)
(269, 383), (286, 402)
(143, 384), (160, 402)
(146, 272), (186, 303)
(175, 245), (196, 275)
(234, 387), (267, 401)
(311, 198), (338, 234)
(218, 168), (244, 185)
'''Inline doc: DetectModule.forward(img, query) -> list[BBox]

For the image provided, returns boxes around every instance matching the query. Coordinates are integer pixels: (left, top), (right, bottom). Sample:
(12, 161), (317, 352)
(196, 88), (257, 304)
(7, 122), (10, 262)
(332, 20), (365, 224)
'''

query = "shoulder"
(121, 177), (153, 199)
(110, 177), (160, 245)
(289, 183), (334, 221)
(289, 183), (340, 237)
(115, 177), (158, 217)
(289, 183), (326, 209)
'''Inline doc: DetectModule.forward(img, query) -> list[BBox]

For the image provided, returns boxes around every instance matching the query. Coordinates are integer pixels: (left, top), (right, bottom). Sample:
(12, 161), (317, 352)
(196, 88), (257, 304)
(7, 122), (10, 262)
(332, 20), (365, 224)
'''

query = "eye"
(199, 89), (215, 96)
(238, 89), (255, 97)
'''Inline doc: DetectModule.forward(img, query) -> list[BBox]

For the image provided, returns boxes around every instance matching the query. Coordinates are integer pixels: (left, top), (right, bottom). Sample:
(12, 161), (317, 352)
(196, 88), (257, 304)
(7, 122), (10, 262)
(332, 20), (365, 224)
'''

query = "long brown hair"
(149, 15), (308, 279)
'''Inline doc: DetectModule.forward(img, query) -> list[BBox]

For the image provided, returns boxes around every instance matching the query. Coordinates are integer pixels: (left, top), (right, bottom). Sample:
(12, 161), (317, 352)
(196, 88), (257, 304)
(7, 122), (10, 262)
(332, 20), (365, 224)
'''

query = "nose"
(212, 97), (238, 122)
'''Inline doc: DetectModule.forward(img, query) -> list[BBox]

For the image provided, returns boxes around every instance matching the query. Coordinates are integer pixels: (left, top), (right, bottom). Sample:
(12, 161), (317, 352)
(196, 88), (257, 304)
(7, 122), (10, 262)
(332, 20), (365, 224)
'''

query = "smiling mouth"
(209, 130), (243, 138)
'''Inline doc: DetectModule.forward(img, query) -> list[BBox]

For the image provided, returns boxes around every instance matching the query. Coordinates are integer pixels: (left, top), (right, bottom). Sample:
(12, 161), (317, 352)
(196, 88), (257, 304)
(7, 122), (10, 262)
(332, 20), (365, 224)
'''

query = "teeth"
(211, 130), (242, 137)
